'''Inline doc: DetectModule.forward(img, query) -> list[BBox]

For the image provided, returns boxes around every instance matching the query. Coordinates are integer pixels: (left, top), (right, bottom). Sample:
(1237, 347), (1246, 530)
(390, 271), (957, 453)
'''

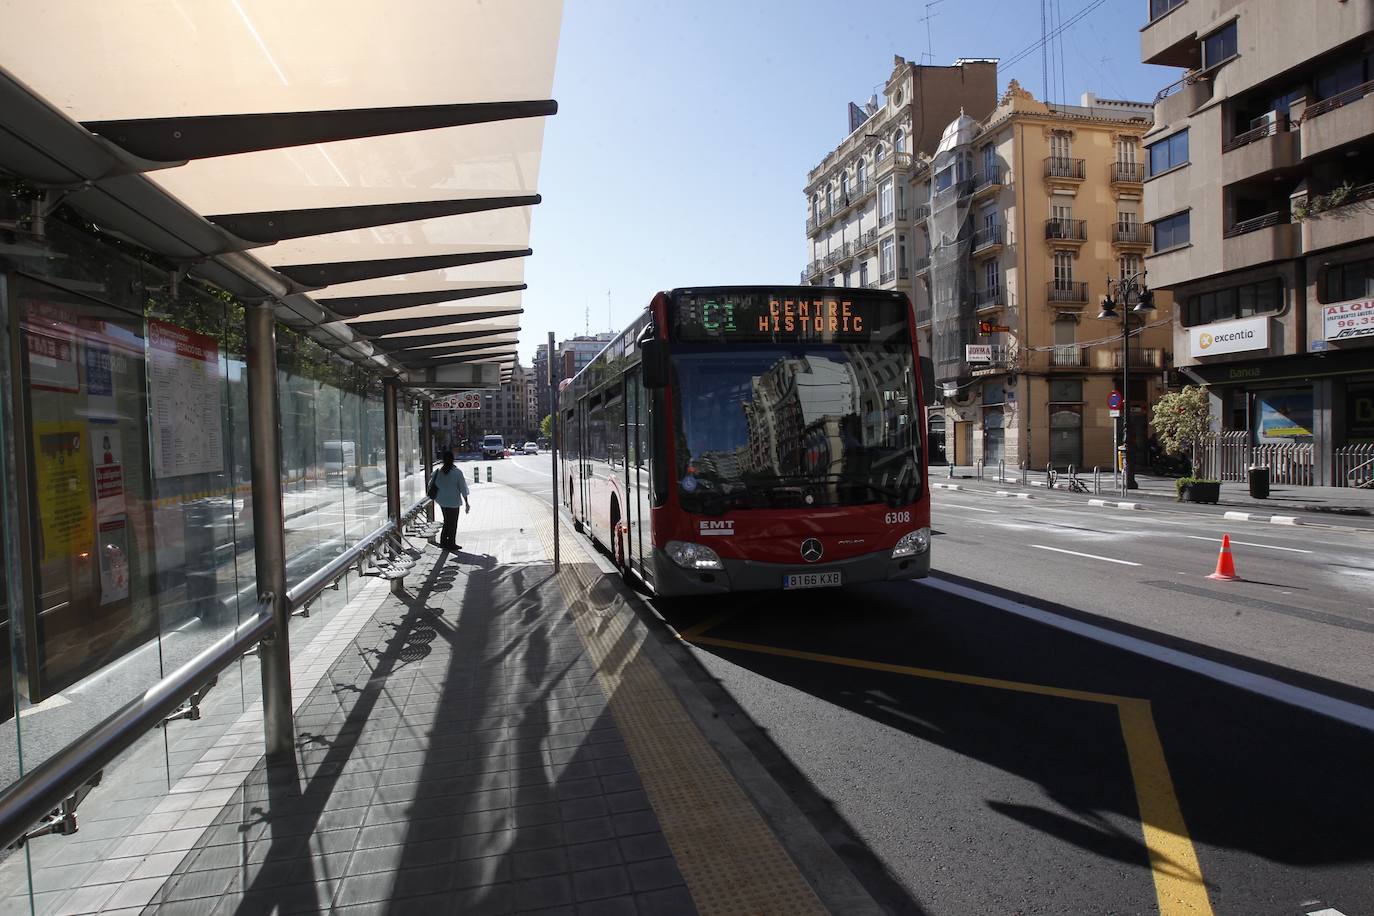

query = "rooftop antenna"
(919, 0), (945, 65)
(583, 301), (589, 336)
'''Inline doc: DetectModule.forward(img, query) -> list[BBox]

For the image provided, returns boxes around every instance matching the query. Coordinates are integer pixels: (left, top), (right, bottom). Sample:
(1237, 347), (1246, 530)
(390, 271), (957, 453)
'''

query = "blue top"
(430, 466), (469, 508)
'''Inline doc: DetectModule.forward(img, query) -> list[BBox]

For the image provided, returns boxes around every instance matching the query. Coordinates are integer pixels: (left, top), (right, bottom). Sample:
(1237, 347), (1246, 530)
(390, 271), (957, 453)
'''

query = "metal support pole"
(383, 379), (402, 593)
(244, 303), (295, 765)
(421, 401), (434, 522)
(548, 332), (560, 571)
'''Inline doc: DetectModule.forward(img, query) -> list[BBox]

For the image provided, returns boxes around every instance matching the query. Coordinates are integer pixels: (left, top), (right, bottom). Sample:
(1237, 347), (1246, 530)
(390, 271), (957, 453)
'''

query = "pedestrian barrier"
(1207, 534), (1240, 581)
(1336, 443), (1374, 488)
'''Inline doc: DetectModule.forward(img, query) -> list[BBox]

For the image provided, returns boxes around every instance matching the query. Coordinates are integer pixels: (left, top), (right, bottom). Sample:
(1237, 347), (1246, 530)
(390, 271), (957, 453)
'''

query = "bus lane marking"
(1031, 544), (1142, 566)
(682, 619), (1213, 916)
(1182, 535), (1311, 554)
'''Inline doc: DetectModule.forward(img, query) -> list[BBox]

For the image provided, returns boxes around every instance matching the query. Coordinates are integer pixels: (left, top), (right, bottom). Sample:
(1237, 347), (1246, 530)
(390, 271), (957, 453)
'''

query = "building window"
(1053, 250), (1074, 288)
(1185, 279), (1284, 326)
(1203, 22), (1238, 69)
(895, 129), (906, 154)
(875, 143), (886, 164)
(1147, 129), (1189, 176)
(981, 144), (997, 178)
(856, 158), (867, 188)
(934, 165), (955, 192)
(1322, 258), (1374, 302)
(842, 270), (850, 287)
(1152, 211), (1190, 252)
(813, 196), (820, 221)
(840, 172), (849, 199)
(859, 260), (869, 286)
(983, 259), (998, 295)
(826, 184), (834, 211)
(1049, 379), (1083, 402)
(1119, 253), (1142, 281)
(1150, 0), (1185, 19)
(1116, 137), (1137, 166)
(879, 178), (894, 223)
(880, 237), (895, 275)
(898, 236), (908, 271)
(1050, 131), (1072, 161)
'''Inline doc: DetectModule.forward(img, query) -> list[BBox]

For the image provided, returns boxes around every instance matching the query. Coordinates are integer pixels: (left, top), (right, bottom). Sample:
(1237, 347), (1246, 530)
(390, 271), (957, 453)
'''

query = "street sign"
(978, 321), (1012, 334)
(433, 391), (482, 410)
(965, 344), (993, 363)
(1107, 390), (1123, 410)
(1109, 408), (1121, 418)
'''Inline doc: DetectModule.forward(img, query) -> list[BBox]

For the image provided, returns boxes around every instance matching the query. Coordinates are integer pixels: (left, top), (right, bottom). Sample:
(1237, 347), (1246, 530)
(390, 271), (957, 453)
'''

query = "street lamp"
(1097, 271), (1155, 493)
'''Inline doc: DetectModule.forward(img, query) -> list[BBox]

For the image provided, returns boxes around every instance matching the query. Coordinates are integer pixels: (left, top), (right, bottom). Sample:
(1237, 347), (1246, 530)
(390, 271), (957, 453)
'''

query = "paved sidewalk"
(942, 465), (1374, 523)
(33, 484), (847, 915)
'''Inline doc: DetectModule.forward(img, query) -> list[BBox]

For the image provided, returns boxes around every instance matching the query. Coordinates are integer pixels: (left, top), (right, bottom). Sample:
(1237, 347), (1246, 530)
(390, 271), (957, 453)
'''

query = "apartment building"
(479, 361), (537, 444)
(802, 57), (998, 364)
(1142, 0), (1374, 483)
(915, 84), (1173, 469)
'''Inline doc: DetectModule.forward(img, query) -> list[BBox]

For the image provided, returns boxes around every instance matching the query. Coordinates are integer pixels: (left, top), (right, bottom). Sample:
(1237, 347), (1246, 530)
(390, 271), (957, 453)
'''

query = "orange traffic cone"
(1207, 534), (1239, 581)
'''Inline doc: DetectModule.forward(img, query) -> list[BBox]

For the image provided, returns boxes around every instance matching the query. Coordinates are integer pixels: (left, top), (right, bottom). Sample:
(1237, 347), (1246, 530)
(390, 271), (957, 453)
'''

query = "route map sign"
(149, 319), (223, 478)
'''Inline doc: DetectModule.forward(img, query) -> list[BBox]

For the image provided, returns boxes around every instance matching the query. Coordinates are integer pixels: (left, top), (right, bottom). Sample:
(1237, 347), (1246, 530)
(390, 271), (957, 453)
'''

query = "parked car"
(523, 442), (538, 455)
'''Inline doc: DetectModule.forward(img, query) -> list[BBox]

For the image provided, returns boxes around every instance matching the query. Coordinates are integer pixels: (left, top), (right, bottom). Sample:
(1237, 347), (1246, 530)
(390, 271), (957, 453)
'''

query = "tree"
(1150, 385), (1212, 476)
(540, 414), (552, 439)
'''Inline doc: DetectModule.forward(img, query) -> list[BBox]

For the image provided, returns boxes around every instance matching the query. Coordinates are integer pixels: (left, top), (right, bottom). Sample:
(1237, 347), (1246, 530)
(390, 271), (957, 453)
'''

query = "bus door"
(578, 397), (591, 528)
(626, 369), (647, 573)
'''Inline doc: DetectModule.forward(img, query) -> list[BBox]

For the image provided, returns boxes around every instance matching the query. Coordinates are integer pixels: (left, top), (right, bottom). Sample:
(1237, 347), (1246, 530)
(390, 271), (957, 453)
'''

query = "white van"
(481, 435), (505, 459)
(323, 440), (357, 479)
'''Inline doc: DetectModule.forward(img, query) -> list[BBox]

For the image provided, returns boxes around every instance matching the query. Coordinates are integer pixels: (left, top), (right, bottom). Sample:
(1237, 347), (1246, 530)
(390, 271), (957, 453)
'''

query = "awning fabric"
(0, 0), (562, 383)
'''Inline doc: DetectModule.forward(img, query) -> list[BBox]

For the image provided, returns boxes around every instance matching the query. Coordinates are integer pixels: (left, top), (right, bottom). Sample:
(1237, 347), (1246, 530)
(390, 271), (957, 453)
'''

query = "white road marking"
(1183, 535), (1312, 554)
(1030, 544), (1141, 566)
(937, 504), (999, 514)
(923, 577), (1374, 734)
(1306, 908), (1349, 916)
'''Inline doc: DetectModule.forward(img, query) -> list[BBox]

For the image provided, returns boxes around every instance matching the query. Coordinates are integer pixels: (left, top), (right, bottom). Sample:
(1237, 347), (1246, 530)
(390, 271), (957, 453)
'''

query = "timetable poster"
(148, 319), (223, 478)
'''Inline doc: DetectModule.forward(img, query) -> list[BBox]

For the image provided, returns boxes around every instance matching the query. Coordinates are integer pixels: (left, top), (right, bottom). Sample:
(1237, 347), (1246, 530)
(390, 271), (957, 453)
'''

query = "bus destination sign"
(674, 292), (904, 343)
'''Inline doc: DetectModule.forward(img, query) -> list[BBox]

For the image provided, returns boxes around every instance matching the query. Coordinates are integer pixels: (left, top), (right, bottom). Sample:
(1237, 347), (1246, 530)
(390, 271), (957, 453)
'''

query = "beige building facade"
(1141, 0), (1374, 484)
(916, 85), (1175, 470)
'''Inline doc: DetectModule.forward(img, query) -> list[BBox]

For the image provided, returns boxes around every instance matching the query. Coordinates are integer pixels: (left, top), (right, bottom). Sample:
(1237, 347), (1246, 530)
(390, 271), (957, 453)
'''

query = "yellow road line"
(1118, 699), (1214, 915)
(678, 610), (737, 642)
(687, 634), (1214, 916)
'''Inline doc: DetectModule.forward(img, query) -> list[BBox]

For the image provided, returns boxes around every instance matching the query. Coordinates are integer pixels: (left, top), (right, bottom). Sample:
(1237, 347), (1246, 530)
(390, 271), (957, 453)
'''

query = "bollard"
(1093, 466), (1101, 495)
(947, 462), (954, 479)
(473, 465), (480, 483)
(974, 460), (983, 480)
(998, 460), (1005, 483)
(487, 466), (493, 483)
(1020, 462), (1028, 486)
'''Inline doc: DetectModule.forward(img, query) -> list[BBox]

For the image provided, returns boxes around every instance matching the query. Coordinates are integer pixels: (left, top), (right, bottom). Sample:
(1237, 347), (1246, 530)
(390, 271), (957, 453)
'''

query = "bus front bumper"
(650, 545), (930, 598)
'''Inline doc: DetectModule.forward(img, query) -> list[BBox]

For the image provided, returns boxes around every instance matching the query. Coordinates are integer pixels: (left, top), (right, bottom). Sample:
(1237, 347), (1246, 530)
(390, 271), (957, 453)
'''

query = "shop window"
(1254, 389), (1313, 444)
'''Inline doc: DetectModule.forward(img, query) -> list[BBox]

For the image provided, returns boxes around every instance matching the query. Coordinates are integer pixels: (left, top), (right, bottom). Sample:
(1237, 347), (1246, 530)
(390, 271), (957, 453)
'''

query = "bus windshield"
(671, 343), (921, 513)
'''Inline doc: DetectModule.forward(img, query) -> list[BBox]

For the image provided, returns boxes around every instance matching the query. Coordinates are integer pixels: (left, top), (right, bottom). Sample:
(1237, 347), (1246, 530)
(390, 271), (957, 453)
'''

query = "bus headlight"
(665, 541), (724, 570)
(891, 527), (930, 558)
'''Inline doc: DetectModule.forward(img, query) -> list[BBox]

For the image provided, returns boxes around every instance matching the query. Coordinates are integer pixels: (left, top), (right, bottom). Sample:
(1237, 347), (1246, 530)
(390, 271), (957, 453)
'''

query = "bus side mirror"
(642, 339), (668, 389)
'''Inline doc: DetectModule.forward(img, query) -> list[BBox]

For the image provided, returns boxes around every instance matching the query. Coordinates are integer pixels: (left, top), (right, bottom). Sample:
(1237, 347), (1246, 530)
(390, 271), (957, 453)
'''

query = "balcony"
(974, 284), (1001, 309)
(1045, 218), (1087, 243)
(973, 223), (1005, 256)
(896, 208), (908, 222)
(1301, 80), (1374, 160)
(899, 265), (910, 280)
(858, 227), (879, 251)
(972, 166), (1004, 199)
(1049, 345), (1085, 368)
(913, 256), (931, 276)
(879, 210), (894, 228)
(1112, 223), (1151, 247)
(879, 269), (896, 284)
(915, 305), (932, 326)
(806, 259), (824, 279)
(913, 204), (931, 223)
(852, 177), (874, 201)
(1142, 0), (1200, 68)
(822, 250), (842, 270)
(1110, 162), (1144, 185)
(1098, 347), (1164, 369)
(1047, 280), (1089, 306)
(799, 269), (810, 285)
(1044, 157), (1085, 181)
(1222, 118), (1298, 184)
(875, 152), (914, 177)
(806, 215), (819, 236)
(1222, 211), (1298, 272)
(1301, 182), (1374, 254)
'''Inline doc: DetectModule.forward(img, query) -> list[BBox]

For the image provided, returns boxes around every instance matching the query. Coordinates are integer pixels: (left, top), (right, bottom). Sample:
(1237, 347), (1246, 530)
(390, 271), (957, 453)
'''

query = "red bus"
(560, 286), (930, 596)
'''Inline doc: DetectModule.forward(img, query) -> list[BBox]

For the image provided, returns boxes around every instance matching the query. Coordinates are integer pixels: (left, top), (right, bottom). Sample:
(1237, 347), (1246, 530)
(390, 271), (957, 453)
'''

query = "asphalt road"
(498, 455), (1374, 916)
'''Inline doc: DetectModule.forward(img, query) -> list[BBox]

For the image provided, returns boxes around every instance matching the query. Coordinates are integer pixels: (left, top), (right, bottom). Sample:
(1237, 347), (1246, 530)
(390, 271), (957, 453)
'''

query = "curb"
(994, 490), (1032, 499)
(1089, 499), (1144, 510)
(1223, 510), (1305, 526)
(933, 482), (963, 491)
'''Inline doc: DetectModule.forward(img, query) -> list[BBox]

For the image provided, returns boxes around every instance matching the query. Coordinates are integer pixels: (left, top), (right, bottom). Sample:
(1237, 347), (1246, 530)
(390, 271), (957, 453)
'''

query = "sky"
(519, 0), (1183, 363)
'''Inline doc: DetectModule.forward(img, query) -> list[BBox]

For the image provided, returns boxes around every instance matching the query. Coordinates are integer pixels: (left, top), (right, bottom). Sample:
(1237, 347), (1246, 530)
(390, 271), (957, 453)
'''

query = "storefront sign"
(149, 320), (224, 478)
(1322, 298), (1374, 342)
(33, 421), (94, 562)
(965, 344), (993, 363)
(1189, 316), (1269, 358)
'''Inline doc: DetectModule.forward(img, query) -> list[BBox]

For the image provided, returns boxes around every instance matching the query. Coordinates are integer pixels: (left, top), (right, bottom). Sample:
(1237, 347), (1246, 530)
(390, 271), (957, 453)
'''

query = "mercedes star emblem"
(800, 538), (823, 563)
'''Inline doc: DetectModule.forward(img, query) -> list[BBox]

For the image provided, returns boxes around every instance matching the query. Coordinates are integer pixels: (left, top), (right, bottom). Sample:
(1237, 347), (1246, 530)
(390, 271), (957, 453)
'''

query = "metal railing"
(1108, 347), (1164, 369)
(879, 210), (894, 227)
(880, 269), (896, 284)
(974, 284), (1001, 308)
(913, 204), (931, 221)
(1111, 162), (1143, 183)
(973, 167), (1002, 192)
(1113, 223), (1151, 245)
(912, 256), (931, 274)
(0, 491), (433, 852)
(973, 224), (1004, 251)
(858, 227), (879, 249)
(896, 208), (908, 222)
(1336, 443), (1374, 488)
(1045, 218), (1086, 241)
(1223, 210), (1286, 238)
(1223, 115), (1289, 152)
(1044, 157), (1085, 180)
(0, 598), (275, 851)
(1047, 280), (1089, 304)
(1302, 79), (1374, 121)
(1198, 431), (1314, 484)
(1050, 345), (1084, 367)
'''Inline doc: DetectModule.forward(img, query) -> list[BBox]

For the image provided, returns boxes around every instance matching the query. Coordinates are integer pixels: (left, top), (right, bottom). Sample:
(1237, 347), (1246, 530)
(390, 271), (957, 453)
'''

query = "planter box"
(1180, 481), (1220, 504)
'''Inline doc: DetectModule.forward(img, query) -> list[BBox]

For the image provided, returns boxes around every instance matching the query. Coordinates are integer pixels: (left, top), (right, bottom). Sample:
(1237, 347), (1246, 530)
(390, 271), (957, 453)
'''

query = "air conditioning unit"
(1249, 110), (1281, 131)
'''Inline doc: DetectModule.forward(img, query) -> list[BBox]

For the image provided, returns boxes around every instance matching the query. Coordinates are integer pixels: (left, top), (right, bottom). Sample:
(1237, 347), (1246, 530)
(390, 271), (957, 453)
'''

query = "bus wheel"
(609, 499), (626, 573)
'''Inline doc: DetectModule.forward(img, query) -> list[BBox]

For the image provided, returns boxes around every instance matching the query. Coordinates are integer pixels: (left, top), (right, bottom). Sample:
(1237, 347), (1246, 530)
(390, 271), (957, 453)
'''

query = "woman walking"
(428, 450), (471, 550)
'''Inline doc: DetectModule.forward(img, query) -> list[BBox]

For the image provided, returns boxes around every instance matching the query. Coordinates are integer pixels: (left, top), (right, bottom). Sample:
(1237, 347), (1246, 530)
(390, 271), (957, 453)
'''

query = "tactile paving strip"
(525, 492), (828, 916)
